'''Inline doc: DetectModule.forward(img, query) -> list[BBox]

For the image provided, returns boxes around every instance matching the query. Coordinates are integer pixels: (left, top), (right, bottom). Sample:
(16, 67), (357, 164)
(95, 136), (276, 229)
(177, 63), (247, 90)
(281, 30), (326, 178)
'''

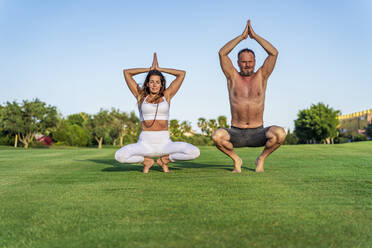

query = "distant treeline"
(1, 100), (370, 148)
(0, 99), (228, 148)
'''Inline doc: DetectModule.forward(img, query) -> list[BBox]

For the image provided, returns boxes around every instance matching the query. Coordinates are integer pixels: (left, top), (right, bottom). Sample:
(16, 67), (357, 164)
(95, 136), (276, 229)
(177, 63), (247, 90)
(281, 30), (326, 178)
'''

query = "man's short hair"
(238, 48), (255, 60)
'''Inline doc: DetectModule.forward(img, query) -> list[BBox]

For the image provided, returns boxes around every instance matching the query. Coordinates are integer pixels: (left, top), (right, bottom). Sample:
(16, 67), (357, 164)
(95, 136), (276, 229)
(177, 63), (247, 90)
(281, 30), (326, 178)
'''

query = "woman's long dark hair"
(138, 70), (166, 106)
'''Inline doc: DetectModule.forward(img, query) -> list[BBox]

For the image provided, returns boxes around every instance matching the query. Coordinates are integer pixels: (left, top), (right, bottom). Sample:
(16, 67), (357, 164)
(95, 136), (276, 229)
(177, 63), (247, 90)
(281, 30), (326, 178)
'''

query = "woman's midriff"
(141, 120), (168, 131)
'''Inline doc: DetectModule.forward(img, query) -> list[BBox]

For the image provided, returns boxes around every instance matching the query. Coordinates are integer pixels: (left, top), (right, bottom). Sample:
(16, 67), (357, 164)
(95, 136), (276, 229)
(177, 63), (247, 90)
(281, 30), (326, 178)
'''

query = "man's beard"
(240, 70), (253, 77)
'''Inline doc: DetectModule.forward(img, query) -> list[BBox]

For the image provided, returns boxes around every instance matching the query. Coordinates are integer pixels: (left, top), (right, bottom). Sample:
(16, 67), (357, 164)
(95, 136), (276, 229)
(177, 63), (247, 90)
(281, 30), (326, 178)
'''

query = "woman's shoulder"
(163, 95), (170, 105)
(162, 92), (171, 104)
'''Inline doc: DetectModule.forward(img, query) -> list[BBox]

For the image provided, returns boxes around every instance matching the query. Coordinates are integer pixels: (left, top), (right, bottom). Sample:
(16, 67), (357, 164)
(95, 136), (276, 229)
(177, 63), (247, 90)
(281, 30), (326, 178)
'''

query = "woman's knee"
(183, 144), (200, 159)
(190, 145), (200, 159)
(115, 149), (131, 163)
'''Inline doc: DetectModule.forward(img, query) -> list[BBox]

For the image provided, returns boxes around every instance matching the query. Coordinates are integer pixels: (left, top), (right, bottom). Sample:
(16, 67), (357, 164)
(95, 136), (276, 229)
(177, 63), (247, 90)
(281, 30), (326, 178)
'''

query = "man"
(212, 20), (286, 173)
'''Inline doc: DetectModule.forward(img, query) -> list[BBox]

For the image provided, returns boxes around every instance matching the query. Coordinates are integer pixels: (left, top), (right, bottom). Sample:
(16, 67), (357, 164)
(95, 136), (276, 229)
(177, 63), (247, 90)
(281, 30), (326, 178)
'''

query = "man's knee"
(267, 126), (286, 144)
(276, 127), (287, 143)
(212, 129), (229, 144)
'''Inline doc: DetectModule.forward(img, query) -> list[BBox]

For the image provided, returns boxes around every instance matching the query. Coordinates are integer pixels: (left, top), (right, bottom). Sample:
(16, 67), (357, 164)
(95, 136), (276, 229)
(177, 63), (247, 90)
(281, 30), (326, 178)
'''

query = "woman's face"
(148, 75), (162, 94)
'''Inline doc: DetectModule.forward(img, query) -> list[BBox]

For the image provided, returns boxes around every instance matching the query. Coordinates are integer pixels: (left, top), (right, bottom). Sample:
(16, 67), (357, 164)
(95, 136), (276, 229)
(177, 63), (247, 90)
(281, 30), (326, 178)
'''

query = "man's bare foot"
(232, 157), (243, 173)
(142, 158), (154, 173)
(156, 156), (170, 173)
(255, 157), (264, 172)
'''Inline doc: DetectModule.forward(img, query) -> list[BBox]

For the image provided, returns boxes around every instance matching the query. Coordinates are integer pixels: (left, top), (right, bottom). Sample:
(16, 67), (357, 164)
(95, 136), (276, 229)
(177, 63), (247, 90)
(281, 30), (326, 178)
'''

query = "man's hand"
(248, 20), (257, 39)
(241, 21), (249, 39)
(150, 52), (159, 70)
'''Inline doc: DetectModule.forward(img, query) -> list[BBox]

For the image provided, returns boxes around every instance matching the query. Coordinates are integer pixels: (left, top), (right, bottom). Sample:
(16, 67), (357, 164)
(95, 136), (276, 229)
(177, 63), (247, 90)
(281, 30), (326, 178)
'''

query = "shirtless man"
(212, 20), (286, 173)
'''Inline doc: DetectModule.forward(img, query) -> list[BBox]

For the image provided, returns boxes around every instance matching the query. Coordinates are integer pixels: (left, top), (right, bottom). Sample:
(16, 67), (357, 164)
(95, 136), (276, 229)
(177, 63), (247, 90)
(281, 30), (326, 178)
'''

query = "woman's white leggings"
(115, 131), (200, 163)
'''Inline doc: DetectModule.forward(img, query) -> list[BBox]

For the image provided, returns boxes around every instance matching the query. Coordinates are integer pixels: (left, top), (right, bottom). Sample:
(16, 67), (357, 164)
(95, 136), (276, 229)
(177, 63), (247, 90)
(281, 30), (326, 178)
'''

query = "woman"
(115, 53), (200, 173)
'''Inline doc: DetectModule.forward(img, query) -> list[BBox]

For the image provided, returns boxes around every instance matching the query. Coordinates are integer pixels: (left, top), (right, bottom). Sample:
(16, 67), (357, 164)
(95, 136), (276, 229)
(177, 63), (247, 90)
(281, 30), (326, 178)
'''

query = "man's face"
(148, 75), (162, 94)
(238, 52), (255, 76)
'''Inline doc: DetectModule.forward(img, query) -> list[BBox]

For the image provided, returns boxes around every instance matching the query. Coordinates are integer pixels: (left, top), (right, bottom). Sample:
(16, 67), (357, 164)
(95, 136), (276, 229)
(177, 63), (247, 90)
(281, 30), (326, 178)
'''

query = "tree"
(53, 120), (92, 146)
(197, 118), (208, 136)
(169, 119), (182, 137)
(217, 115), (229, 128)
(207, 119), (218, 136)
(0, 104), (13, 146)
(198, 116), (229, 137)
(0, 99), (59, 148)
(66, 113), (86, 127)
(0, 101), (22, 147)
(122, 111), (140, 146)
(284, 129), (299, 145)
(365, 123), (372, 139)
(294, 103), (340, 144)
(109, 108), (131, 146)
(87, 109), (113, 148)
(180, 121), (192, 135)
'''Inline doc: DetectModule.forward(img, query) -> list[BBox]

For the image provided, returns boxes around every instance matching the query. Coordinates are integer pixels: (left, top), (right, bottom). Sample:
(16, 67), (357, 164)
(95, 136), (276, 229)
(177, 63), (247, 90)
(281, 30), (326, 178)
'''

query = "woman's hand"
(150, 52), (159, 70)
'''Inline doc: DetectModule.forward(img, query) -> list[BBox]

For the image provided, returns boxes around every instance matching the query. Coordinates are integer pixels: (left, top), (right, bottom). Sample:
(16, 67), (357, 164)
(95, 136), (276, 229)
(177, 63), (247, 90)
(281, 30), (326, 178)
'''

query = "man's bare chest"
(230, 80), (264, 99)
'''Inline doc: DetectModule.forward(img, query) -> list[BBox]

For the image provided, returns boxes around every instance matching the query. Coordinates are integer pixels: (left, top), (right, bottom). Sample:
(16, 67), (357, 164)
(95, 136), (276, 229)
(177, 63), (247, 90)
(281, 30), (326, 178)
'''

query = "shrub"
(53, 122), (92, 146)
(284, 131), (299, 145)
(0, 135), (14, 146)
(334, 137), (349, 144)
(365, 123), (372, 139)
(171, 134), (213, 146)
(29, 141), (49, 148)
(353, 134), (367, 142)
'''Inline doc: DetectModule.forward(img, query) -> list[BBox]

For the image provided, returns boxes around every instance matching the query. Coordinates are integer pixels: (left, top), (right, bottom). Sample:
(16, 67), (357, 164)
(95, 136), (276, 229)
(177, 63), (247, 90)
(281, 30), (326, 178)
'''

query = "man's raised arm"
(248, 20), (278, 80)
(218, 22), (249, 79)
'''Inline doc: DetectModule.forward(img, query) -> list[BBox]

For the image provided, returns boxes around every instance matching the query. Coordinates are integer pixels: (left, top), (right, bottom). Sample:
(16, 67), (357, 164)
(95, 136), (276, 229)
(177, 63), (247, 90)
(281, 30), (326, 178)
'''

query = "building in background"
(337, 109), (372, 137)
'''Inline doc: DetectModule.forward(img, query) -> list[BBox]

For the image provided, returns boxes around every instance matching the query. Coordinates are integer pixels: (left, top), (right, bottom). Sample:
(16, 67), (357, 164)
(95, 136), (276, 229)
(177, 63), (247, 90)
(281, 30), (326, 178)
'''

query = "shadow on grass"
(84, 159), (142, 172)
(86, 159), (181, 173)
(85, 159), (255, 173)
(169, 161), (255, 172)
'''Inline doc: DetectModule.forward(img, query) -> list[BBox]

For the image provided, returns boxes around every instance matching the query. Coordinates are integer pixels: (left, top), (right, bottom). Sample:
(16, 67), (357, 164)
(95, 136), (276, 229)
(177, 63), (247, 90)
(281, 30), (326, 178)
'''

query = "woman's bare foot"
(232, 157), (243, 173)
(255, 157), (264, 172)
(142, 157), (154, 173)
(156, 155), (170, 173)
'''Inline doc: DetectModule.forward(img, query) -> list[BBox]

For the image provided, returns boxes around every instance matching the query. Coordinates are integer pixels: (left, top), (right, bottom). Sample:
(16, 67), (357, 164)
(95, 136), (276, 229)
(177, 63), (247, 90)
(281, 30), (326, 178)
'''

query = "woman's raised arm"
(160, 67), (186, 101)
(152, 53), (185, 101)
(123, 68), (150, 98)
(123, 53), (160, 98)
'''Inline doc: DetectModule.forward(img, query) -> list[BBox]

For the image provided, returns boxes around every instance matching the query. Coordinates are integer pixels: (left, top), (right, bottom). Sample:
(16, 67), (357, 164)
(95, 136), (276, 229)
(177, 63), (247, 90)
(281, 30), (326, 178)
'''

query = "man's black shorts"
(223, 126), (270, 147)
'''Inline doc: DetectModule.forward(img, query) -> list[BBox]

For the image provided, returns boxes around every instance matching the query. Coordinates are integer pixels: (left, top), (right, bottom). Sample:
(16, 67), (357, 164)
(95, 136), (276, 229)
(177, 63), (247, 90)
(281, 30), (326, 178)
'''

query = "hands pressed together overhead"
(242, 19), (256, 39)
(150, 52), (159, 70)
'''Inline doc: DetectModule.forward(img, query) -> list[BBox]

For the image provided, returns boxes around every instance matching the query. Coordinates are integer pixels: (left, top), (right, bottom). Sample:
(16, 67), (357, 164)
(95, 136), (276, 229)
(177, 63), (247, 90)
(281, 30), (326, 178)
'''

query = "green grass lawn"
(0, 142), (371, 248)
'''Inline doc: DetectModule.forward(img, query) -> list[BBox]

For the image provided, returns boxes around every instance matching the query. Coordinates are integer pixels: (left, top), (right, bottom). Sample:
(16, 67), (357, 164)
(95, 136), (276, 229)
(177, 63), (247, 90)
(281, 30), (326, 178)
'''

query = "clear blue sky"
(1, 0), (371, 131)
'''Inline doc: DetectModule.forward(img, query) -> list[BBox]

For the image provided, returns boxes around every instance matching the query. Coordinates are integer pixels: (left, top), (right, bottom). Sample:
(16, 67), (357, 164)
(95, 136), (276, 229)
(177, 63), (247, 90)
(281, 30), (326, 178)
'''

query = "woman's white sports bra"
(139, 96), (169, 121)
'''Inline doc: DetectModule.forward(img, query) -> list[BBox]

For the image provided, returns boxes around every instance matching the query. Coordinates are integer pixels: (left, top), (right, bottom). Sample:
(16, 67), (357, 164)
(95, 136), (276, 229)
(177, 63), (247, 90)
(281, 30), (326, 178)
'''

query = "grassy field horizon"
(1, 142), (371, 247)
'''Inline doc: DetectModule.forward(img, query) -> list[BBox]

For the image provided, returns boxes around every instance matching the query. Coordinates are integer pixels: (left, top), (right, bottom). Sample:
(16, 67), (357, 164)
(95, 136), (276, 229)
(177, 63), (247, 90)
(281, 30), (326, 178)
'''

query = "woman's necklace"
(141, 96), (159, 128)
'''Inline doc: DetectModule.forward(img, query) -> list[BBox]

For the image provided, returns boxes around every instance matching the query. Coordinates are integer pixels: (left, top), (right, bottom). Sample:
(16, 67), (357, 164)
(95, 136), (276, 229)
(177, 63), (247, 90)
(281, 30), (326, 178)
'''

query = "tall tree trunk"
(95, 137), (103, 149)
(98, 137), (103, 149)
(119, 136), (123, 147)
(23, 133), (34, 149)
(18, 133), (29, 149)
(14, 134), (18, 148)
